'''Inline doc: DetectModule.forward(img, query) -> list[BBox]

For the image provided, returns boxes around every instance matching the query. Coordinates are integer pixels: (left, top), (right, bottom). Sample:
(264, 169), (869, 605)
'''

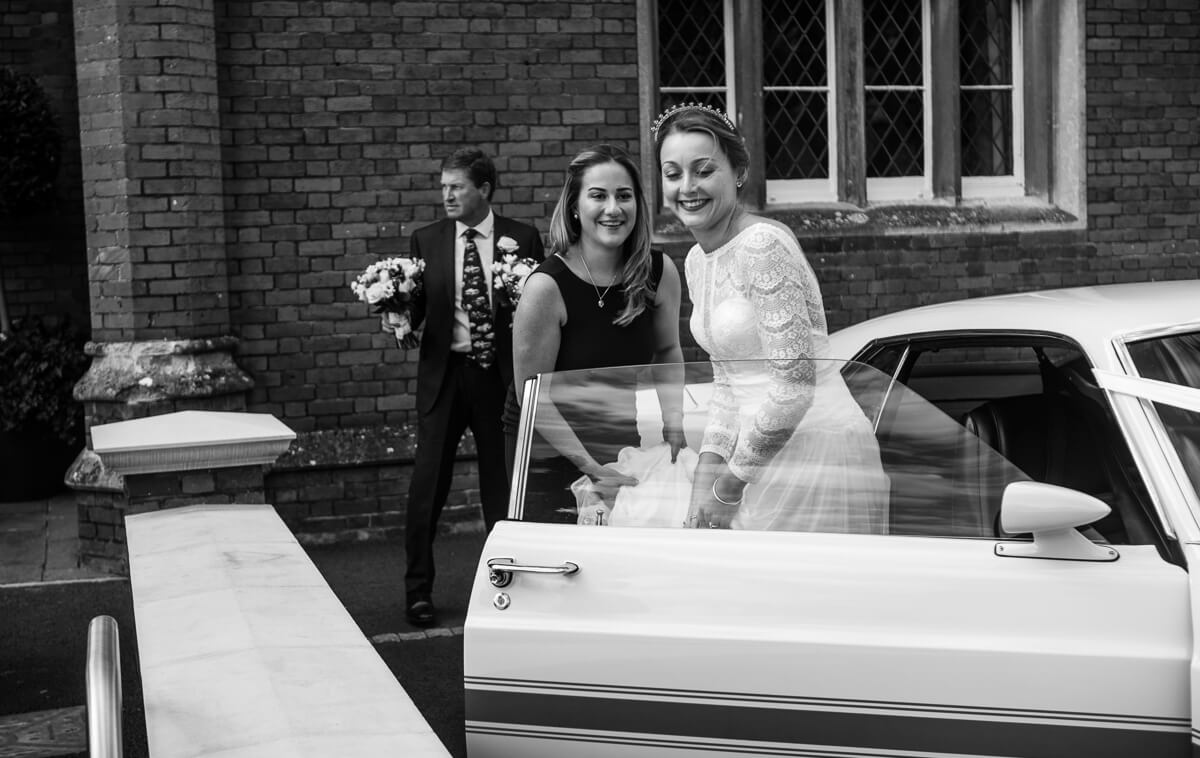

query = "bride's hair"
(652, 105), (751, 192)
(548, 144), (655, 327)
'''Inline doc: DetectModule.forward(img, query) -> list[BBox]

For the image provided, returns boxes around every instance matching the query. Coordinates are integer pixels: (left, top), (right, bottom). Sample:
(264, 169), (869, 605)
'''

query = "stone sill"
(653, 199), (1082, 244)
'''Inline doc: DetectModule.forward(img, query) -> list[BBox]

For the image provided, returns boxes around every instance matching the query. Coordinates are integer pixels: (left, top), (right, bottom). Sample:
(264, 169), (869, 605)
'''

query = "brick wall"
(216, 0), (641, 433)
(1085, 1), (1200, 267)
(0, 0), (89, 328)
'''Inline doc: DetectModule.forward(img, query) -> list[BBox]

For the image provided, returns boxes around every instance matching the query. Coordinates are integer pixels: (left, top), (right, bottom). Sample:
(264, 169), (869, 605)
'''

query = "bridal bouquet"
(350, 256), (425, 348)
(492, 253), (538, 313)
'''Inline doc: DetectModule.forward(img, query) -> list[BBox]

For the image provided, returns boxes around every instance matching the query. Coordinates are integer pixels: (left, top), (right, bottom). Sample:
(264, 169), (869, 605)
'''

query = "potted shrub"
(0, 66), (63, 334)
(0, 318), (89, 501)
(0, 67), (78, 501)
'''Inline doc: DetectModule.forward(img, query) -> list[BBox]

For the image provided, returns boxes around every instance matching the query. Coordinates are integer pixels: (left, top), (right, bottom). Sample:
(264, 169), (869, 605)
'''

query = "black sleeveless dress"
(503, 250), (666, 521)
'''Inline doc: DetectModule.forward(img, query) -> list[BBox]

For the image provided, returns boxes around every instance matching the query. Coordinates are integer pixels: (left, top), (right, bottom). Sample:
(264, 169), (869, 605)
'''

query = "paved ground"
(0, 493), (112, 587)
(0, 491), (484, 758)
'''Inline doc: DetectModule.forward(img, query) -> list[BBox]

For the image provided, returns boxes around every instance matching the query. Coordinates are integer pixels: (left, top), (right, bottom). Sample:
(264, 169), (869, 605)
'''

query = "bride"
(652, 103), (890, 533)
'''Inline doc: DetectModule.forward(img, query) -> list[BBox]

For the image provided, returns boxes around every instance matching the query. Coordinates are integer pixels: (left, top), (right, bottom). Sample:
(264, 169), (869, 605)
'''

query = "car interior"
(855, 336), (1168, 550)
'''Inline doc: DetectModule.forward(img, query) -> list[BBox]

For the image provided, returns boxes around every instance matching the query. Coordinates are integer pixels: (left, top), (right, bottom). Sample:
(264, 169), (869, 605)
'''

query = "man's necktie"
(461, 228), (495, 369)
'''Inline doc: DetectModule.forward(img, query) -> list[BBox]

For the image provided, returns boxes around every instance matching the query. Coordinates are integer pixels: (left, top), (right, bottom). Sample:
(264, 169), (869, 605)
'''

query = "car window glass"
(1127, 331), (1200, 389)
(512, 359), (1031, 539)
(1126, 329), (1200, 503)
(1147, 403), (1200, 503)
(863, 339), (1161, 547)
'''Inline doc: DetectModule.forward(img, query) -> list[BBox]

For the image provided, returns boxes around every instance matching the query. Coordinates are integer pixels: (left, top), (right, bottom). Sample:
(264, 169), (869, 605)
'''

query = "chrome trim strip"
(872, 343), (910, 435)
(508, 375), (542, 522)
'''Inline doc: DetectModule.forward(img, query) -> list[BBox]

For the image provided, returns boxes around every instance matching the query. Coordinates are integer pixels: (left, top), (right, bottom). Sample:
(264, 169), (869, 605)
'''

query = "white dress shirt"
(451, 210), (495, 353)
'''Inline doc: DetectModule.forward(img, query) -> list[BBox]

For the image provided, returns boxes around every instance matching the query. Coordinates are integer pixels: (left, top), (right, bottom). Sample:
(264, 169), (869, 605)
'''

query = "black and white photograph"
(2, 1), (1199, 756)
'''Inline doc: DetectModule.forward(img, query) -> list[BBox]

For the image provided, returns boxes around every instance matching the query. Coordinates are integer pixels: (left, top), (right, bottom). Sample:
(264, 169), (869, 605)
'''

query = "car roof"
(829, 280), (1200, 371)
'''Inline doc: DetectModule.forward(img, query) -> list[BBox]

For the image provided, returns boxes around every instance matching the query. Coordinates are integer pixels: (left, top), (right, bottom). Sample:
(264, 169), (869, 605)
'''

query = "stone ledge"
(653, 201), (1082, 243)
(92, 411), (296, 476)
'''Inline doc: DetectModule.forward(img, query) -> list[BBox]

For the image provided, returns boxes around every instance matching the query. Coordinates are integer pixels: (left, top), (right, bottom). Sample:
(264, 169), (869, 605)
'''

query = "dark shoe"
(406, 599), (436, 627)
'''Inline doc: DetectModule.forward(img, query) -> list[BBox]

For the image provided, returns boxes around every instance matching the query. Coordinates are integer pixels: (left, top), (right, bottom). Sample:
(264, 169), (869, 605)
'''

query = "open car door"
(464, 360), (1191, 757)
(1095, 347), (1200, 758)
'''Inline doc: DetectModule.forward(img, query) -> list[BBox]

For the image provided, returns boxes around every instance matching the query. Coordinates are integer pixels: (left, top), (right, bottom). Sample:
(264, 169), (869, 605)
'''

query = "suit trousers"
(405, 351), (509, 603)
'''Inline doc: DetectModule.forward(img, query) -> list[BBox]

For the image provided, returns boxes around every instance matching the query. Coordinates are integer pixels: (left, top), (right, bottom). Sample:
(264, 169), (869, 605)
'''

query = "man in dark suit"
(402, 147), (545, 626)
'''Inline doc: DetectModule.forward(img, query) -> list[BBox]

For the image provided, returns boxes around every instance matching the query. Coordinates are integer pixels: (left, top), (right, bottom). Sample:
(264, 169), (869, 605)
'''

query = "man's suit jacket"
(409, 215), (545, 415)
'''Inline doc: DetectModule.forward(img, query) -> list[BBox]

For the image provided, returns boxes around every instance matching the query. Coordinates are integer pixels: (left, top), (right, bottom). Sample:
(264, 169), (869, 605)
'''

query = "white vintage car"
(464, 280), (1200, 757)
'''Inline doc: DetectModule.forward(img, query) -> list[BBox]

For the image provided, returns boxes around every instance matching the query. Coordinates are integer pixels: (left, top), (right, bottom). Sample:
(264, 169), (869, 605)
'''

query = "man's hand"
(381, 312), (420, 349)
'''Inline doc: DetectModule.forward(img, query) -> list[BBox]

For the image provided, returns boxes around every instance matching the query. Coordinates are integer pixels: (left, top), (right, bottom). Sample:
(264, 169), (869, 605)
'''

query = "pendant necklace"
(578, 253), (616, 309)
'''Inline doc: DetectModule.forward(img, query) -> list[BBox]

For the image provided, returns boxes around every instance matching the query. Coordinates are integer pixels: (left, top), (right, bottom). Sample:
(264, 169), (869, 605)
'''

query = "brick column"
(67, 0), (254, 543)
(73, 0), (229, 345)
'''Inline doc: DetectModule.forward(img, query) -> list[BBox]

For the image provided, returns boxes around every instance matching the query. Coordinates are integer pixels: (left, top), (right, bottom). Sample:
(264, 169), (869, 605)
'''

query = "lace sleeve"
(727, 229), (817, 482)
(699, 358), (739, 460)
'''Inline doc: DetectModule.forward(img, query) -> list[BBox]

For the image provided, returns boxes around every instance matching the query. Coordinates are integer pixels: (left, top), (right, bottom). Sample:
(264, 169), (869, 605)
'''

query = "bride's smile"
(658, 129), (742, 249)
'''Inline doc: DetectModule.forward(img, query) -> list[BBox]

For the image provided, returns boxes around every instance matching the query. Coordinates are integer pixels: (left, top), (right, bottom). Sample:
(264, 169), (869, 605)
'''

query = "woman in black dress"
(504, 144), (685, 521)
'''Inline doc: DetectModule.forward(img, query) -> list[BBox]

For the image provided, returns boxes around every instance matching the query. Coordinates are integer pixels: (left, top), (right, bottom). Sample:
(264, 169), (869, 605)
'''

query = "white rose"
(497, 236), (520, 254)
(365, 280), (393, 304)
(512, 262), (533, 278)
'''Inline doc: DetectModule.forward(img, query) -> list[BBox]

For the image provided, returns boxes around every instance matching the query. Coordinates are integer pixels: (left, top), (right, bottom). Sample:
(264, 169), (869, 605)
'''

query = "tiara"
(650, 102), (736, 138)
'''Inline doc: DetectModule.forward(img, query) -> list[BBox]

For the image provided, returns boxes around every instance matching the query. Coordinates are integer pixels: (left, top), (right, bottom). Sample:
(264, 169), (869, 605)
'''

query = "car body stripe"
(465, 688), (1190, 757)
(467, 723), (916, 756)
(465, 676), (1187, 728)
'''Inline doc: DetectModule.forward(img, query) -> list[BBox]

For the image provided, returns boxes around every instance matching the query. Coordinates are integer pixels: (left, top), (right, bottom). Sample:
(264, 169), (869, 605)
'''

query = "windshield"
(1126, 331), (1200, 499)
(510, 359), (1032, 538)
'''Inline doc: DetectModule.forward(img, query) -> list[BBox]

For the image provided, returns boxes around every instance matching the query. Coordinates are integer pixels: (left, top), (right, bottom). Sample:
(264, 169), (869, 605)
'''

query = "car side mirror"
(994, 481), (1119, 562)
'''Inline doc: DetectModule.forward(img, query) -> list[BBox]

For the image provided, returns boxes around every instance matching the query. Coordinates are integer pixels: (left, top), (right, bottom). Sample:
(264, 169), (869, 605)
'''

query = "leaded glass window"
(646, 0), (1061, 207)
(657, 0), (729, 113)
(864, 0), (925, 179)
(762, 0), (829, 181)
(960, 0), (1014, 177)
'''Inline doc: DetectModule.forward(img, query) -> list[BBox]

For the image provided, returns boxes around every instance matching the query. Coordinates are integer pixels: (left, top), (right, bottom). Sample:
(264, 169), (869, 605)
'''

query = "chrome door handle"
(487, 557), (579, 588)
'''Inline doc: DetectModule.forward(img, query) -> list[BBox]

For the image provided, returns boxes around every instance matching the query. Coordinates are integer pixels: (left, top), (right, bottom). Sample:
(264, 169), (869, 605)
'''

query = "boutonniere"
(496, 236), (520, 255)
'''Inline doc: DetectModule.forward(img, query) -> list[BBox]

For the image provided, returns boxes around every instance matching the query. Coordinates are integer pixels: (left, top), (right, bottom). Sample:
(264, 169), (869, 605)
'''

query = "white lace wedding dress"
(686, 221), (890, 533)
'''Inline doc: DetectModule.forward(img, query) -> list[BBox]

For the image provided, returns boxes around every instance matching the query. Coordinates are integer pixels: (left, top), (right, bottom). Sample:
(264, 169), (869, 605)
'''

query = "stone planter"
(0, 430), (75, 502)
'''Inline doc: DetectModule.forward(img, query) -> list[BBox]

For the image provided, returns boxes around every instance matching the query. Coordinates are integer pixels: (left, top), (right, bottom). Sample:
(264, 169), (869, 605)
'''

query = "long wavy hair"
(547, 144), (655, 326)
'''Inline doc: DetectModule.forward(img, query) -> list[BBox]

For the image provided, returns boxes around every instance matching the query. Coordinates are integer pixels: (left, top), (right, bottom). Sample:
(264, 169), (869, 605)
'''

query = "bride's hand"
(691, 474), (745, 529)
(687, 454), (730, 528)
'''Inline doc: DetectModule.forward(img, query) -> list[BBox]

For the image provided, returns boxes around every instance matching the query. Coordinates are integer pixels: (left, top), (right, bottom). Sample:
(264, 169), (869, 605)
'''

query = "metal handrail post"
(87, 614), (123, 758)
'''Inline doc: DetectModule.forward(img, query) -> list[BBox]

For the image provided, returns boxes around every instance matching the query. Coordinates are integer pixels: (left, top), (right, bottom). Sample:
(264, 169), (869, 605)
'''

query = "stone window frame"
(636, 0), (1085, 224)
